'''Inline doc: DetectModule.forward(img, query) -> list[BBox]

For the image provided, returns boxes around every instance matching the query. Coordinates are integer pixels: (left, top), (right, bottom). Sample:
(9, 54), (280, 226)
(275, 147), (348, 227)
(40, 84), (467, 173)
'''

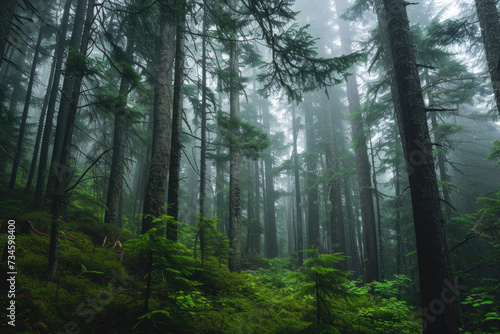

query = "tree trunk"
(9, 25), (45, 189)
(32, 0), (73, 210)
(50, 0), (93, 216)
(304, 96), (320, 249)
(424, 70), (452, 220)
(394, 141), (405, 275)
(48, 0), (94, 281)
(369, 133), (384, 279)
(253, 159), (262, 254)
(380, 1), (460, 332)
(292, 105), (303, 265)
(228, 33), (242, 273)
(335, 0), (378, 282)
(430, 112), (452, 219)
(166, 0), (186, 241)
(45, 0), (89, 203)
(199, 0), (208, 220)
(474, 0), (500, 115)
(245, 161), (255, 254)
(142, 4), (175, 234)
(320, 95), (345, 257)
(24, 30), (56, 194)
(262, 102), (279, 259)
(215, 139), (227, 234)
(104, 39), (134, 227)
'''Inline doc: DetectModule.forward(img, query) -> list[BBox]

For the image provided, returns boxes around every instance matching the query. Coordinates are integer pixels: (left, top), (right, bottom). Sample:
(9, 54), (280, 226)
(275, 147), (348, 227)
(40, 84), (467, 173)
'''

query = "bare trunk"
(166, 0), (186, 241)
(199, 0), (208, 219)
(335, 0), (378, 282)
(380, 1), (460, 332)
(104, 39), (134, 227)
(25, 27), (56, 194)
(46, 0), (89, 203)
(142, 5), (175, 234)
(321, 95), (345, 256)
(474, 0), (500, 115)
(32, 0), (73, 210)
(228, 34), (242, 272)
(48, 0), (94, 281)
(10, 25), (45, 189)
(262, 102), (279, 258)
(292, 105), (303, 265)
(304, 96), (320, 249)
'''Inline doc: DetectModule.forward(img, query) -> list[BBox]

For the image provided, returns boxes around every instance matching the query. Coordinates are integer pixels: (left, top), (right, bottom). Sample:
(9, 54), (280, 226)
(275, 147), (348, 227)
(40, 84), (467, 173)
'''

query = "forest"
(1, 0), (500, 333)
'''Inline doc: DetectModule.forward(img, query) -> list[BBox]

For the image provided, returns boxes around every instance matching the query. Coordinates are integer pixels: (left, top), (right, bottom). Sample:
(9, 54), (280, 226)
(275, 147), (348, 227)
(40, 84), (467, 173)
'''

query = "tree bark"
(142, 4), (175, 234)
(25, 27), (56, 194)
(199, 0), (208, 220)
(380, 1), (460, 332)
(215, 138), (227, 234)
(320, 94), (345, 258)
(335, 0), (378, 282)
(9, 25), (45, 189)
(45, 0), (89, 203)
(304, 96), (320, 249)
(104, 39), (134, 227)
(48, 0), (94, 281)
(292, 105), (303, 265)
(262, 102), (279, 259)
(424, 70), (452, 220)
(474, 0), (500, 115)
(166, 0), (187, 241)
(228, 32), (242, 272)
(32, 0), (73, 210)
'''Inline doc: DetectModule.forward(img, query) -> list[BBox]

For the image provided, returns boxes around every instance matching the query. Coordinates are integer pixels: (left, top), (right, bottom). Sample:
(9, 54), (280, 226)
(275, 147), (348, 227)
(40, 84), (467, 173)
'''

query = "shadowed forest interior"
(1, 0), (500, 333)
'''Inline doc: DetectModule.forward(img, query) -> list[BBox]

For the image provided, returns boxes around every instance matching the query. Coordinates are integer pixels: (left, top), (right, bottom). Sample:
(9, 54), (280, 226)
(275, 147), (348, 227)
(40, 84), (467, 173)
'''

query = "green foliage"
(217, 110), (270, 158)
(461, 279), (500, 333)
(486, 140), (500, 166)
(288, 243), (349, 325)
(66, 47), (99, 76)
(342, 276), (421, 333)
(118, 61), (141, 87)
(123, 223), (199, 293)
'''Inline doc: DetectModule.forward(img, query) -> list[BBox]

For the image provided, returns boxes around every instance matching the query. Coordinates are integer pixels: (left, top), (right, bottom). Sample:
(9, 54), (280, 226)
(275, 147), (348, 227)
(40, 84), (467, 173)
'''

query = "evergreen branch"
(0, 145), (29, 173)
(64, 147), (113, 193)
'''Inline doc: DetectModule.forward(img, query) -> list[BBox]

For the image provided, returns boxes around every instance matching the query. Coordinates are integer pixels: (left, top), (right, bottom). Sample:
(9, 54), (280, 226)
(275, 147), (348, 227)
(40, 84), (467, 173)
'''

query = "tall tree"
(379, 0), (460, 332)
(9, 24), (46, 189)
(291, 104), (303, 265)
(24, 38), (56, 194)
(320, 93), (346, 257)
(304, 96), (320, 249)
(142, 2), (175, 234)
(166, 0), (187, 241)
(474, 0), (500, 115)
(227, 16), (242, 272)
(32, 0), (73, 210)
(199, 0), (209, 220)
(335, 0), (378, 282)
(104, 39), (134, 227)
(262, 102), (279, 259)
(48, 0), (94, 281)
(45, 0), (89, 202)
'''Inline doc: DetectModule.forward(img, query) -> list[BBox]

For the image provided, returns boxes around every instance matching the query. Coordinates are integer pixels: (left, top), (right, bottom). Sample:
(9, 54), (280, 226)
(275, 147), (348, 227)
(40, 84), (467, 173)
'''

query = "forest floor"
(0, 187), (430, 333)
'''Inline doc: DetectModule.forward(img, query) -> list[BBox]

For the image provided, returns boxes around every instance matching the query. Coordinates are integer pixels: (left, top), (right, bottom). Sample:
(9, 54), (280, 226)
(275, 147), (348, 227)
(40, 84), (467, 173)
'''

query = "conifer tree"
(378, 0), (460, 331)
(142, 1), (175, 234)
(474, 0), (500, 115)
